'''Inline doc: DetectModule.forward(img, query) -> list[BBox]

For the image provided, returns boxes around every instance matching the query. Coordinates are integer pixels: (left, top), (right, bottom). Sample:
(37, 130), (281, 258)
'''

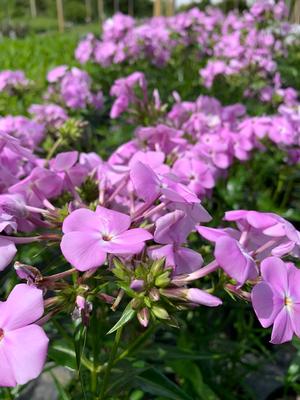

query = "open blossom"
(251, 257), (300, 344)
(0, 284), (49, 386)
(197, 210), (300, 286)
(149, 210), (204, 274)
(46, 66), (103, 110)
(61, 206), (153, 271)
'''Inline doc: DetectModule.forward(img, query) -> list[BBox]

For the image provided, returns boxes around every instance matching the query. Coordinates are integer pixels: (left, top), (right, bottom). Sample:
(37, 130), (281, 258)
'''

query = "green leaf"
(135, 368), (193, 400)
(48, 341), (77, 371)
(107, 303), (136, 335)
(50, 371), (71, 400)
(171, 360), (219, 400)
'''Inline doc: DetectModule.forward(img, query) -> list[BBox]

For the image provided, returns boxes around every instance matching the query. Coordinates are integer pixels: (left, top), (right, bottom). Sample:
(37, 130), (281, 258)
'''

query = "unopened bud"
(14, 262), (42, 284)
(137, 308), (149, 328)
(150, 258), (165, 277)
(149, 288), (160, 302)
(130, 279), (144, 292)
(151, 305), (169, 320)
(161, 288), (222, 307)
(155, 270), (171, 288)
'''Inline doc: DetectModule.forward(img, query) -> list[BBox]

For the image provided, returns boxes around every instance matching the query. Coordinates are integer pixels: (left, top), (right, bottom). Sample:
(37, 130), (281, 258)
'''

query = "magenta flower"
(251, 257), (300, 344)
(0, 284), (48, 386)
(61, 206), (153, 271)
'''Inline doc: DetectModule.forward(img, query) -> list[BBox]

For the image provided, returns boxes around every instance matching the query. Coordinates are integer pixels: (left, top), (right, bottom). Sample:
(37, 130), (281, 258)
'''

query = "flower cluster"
(29, 103), (68, 129)
(0, 70), (29, 94)
(0, 115), (44, 149)
(46, 65), (104, 110)
(75, 1), (295, 100)
(109, 71), (300, 207)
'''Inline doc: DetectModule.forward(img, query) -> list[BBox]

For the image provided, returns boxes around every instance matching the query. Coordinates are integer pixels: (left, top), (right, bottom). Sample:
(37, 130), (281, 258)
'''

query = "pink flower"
(61, 206), (153, 271)
(0, 284), (48, 386)
(252, 257), (300, 344)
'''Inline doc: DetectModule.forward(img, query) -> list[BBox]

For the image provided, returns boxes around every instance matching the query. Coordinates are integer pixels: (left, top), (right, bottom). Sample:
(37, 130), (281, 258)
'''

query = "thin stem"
(99, 326), (123, 400)
(112, 324), (156, 366)
(44, 268), (77, 281)
(0, 234), (41, 244)
(107, 175), (129, 204)
(46, 137), (64, 161)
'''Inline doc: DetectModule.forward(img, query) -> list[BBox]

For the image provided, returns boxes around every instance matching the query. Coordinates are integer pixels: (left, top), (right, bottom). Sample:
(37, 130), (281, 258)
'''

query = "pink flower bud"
(137, 308), (149, 328)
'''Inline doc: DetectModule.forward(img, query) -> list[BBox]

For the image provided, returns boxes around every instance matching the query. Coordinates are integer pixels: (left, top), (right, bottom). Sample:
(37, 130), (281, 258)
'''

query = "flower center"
(284, 296), (293, 308)
(102, 233), (112, 241)
(0, 328), (4, 341)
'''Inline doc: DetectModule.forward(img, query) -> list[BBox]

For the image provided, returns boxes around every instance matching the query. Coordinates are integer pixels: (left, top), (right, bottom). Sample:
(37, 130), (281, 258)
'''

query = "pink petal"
(246, 211), (277, 229)
(174, 247), (203, 274)
(154, 210), (189, 245)
(260, 256), (288, 296)
(111, 228), (152, 245)
(271, 308), (294, 344)
(0, 284), (44, 330)
(224, 210), (248, 221)
(61, 231), (106, 271)
(95, 206), (131, 235)
(0, 346), (16, 387)
(148, 244), (175, 268)
(4, 325), (49, 385)
(197, 226), (239, 242)
(290, 304), (300, 337)
(52, 151), (78, 171)
(0, 238), (17, 271)
(62, 208), (100, 234)
(130, 161), (160, 203)
(263, 223), (286, 237)
(271, 240), (295, 257)
(187, 288), (222, 307)
(251, 282), (279, 328)
(215, 236), (257, 286)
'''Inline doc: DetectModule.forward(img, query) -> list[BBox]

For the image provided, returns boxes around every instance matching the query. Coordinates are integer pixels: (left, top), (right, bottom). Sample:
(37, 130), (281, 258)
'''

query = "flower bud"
(137, 308), (149, 328)
(155, 270), (171, 288)
(14, 262), (42, 284)
(130, 279), (144, 292)
(151, 305), (169, 320)
(150, 258), (165, 277)
(149, 288), (160, 302)
(161, 288), (222, 307)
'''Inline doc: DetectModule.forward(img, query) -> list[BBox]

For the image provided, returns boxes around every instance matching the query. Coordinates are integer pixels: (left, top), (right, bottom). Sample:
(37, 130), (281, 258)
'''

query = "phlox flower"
(0, 284), (48, 386)
(252, 257), (300, 344)
(61, 206), (152, 271)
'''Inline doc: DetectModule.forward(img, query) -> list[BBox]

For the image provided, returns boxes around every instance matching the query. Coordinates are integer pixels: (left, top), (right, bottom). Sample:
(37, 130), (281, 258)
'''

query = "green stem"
(112, 324), (156, 366)
(99, 326), (123, 400)
(46, 137), (64, 161)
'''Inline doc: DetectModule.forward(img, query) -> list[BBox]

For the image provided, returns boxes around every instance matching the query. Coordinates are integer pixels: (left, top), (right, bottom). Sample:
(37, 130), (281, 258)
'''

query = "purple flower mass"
(0, 0), (300, 391)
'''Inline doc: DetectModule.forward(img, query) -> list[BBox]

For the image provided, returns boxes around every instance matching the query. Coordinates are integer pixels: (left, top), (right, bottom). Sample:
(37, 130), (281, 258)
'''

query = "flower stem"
(112, 324), (156, 366)
(99, 326), (123, 399)
(46, 137), (64, 161)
